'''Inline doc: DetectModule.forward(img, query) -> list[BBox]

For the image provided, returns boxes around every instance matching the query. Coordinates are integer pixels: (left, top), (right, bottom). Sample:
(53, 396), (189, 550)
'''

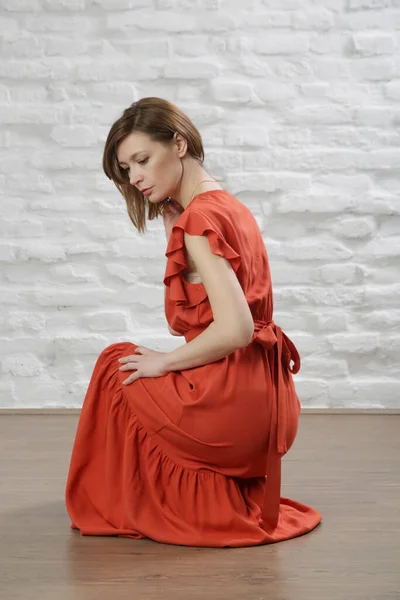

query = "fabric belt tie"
(252, 320), (301, 531)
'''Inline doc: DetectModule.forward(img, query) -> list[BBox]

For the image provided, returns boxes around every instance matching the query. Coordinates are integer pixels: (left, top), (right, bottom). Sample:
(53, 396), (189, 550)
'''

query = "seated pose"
(65, 97), (322, 547)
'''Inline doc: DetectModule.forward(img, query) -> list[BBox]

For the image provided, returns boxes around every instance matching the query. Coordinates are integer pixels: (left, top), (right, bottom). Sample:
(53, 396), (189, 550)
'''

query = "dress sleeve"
(163, 209), (241, 307)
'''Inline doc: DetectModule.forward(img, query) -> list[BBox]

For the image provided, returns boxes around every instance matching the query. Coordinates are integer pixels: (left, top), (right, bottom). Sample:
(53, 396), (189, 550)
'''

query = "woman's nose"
(129, 172), (142, 186)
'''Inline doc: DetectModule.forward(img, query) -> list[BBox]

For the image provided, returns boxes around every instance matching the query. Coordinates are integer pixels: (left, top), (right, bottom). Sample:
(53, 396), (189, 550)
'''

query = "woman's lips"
(142, 187), (153, 196)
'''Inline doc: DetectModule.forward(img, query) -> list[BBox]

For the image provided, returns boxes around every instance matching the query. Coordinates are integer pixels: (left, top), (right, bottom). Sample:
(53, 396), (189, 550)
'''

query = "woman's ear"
(174, 132), (188, 158)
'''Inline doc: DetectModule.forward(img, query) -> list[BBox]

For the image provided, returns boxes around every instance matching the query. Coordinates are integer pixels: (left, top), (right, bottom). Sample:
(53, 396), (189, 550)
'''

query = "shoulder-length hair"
(102, 97), (205, 233)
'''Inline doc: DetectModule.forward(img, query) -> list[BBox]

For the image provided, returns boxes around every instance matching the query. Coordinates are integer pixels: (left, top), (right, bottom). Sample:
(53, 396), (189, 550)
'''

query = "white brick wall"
(1, 0), (399, 409)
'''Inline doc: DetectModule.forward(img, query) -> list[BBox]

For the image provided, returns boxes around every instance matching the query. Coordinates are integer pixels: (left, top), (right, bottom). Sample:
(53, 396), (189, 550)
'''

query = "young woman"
(65, 97), (322, 547)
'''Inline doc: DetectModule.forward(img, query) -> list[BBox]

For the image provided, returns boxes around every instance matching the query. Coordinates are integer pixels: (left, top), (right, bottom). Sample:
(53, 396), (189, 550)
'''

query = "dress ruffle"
(163, 209), (241, 308)
(66, 342), (322, 547)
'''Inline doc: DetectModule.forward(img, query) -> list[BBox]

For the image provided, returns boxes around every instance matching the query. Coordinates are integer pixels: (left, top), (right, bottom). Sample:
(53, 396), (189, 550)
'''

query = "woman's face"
(116, 131), (184, 203)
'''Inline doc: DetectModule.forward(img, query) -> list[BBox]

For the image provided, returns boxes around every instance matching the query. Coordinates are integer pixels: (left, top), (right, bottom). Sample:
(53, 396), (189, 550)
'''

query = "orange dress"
(65, 190), (322, 547)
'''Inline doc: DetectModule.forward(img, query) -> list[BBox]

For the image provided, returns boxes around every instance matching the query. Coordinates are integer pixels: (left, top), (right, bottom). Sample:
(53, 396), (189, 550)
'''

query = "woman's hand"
(118, 347), (169, 385)
(161, 198), (184, 241)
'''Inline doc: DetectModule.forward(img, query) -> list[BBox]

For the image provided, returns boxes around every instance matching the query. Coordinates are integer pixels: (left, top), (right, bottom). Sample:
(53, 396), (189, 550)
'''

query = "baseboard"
(0, 408), (399, 415)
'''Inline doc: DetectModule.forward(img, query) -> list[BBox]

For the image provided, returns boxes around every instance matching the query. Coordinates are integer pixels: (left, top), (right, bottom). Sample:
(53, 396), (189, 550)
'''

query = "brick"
(276, 192), (359, 214)
(48, 264), (99, 284)
(0, 58), (74, 80)
(310, 33), (348, 54)
(282, 241), (353, 262)
(16, 242), (66, 263)
(350, 32), (396, 56)
(0, 197), (25, 216)
(1, 354), (45, 377)
(24, 14), (94, 33)
(195, 13), (238, 32)
(0, 243), (17, 262)
(362, 285), (400, 308)
(286, 105), (352, 125)
(50, 125), (99, 147)
(270, 263), (317, 285)
(332, 217), (376, 239)
(229, 172), (311, 193)
(355, 194), (400, 216)
(6, 312), (44, 333)
(350, 58), (395, 81)
(329, 333), (380, 354)
(52, 336), (109, 355)
(269, 128), (312, 148)
(124, 285), (164, 309)
(340, 8), (400, 30)
(90, 0), (148, 8)
(315, 313), (349, 332)
(363, 237), (400, 258)
(35, 289), (114, 307)
(206, 150), (243, 171)
(107, 11), (195, 32)
(165, 61), (220, 79)
(0, 16), (19, 37)
(87, 82), (137, 104)
(255, 34), (309, 55)
(353, 106), (397, 126)
(274, 286), (365, 308)
(111, 39), (169, 60)
(42, 0), (86, 8)
(261, 0), (301, 8)
(0, 104), (67, 124)
(291, 8), (334, 30)
(211, 80), (254, 103)
(1, 35), (42, 59)
(223, 127), (269, 148)
(1, 218), (44, 238)
(364, 310), (400, 330)
(41, 36), (91, 57)
(319, 264), (365, 285)
(4, 264), (47, 284)
(31, 150), (99, 170)
(256, 82), (297, 102)
(295, 379), (329, 407)
(242, 12), (292, 28)
(1, 0), (41, 9)
(85, 312), (129, 332)
(310, 57), (350, 80)
(379, 217), (400, 236)
(302, 358), (349, 378)
(76, 60), (159, 82)
(385, 81), (400, 100)
(347, 0), (392, 8)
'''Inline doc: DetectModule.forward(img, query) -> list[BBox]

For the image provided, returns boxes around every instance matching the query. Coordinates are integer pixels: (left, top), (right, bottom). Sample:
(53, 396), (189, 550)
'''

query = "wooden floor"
(0, 415), (399, 600)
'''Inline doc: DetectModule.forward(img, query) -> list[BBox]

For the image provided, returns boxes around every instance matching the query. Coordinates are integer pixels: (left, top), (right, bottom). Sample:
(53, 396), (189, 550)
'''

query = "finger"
(119, 361), (139, 371)
(118, 355), (135, 363)
(119, 352), (141, 363)
(122, 373), (140, 385)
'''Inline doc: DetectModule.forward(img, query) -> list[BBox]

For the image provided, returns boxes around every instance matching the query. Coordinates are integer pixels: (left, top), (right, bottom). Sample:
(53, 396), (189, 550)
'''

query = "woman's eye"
(138, 158), (148, 165)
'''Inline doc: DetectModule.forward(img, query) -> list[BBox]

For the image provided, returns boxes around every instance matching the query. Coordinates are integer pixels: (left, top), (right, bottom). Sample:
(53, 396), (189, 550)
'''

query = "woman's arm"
(163, 232), (254, 372)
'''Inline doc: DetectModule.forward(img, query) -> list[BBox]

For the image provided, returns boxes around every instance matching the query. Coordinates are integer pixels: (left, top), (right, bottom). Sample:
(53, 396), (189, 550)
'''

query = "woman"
(65, 97), (322, 547)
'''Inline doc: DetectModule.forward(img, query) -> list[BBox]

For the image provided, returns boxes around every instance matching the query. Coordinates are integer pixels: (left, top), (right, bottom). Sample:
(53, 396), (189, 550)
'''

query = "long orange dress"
(65, 189), (322, 547)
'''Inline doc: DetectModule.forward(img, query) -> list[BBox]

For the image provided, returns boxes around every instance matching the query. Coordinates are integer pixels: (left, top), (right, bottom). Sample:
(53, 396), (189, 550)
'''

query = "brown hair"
(102, 97), (205, 233)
